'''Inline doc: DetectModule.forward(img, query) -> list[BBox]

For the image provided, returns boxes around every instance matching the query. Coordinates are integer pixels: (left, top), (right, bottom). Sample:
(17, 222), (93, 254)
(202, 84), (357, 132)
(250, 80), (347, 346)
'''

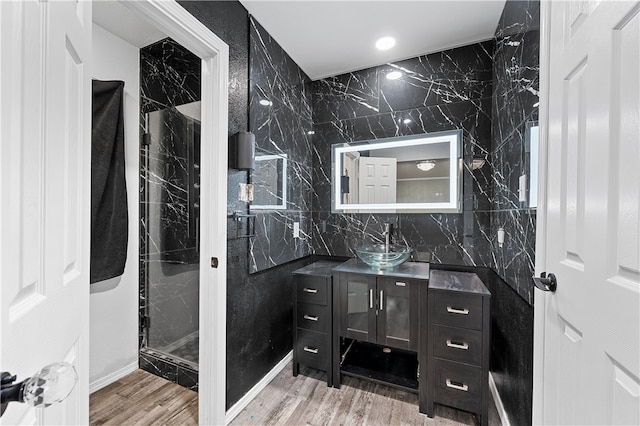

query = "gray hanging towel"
(91, 80), (128, 284)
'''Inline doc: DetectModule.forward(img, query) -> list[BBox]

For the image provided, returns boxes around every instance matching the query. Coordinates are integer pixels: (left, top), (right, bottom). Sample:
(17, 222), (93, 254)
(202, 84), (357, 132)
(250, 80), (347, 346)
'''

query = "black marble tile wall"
(248, 17), (314, 273)
(490, 0), (540, 305)
(311, 41), (495, 269)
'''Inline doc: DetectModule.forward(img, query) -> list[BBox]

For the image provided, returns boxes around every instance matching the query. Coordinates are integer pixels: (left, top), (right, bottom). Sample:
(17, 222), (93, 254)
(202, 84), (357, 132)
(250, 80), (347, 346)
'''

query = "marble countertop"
(333, 258), (430, 280)
(428, 269), (490, 295)
(292, 260), (346, 277)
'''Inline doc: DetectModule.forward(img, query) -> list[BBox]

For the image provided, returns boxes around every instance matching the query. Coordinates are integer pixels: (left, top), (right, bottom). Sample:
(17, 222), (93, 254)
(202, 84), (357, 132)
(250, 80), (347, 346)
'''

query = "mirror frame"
(250, 153), (288, 210)
(332, 130), (463, 213)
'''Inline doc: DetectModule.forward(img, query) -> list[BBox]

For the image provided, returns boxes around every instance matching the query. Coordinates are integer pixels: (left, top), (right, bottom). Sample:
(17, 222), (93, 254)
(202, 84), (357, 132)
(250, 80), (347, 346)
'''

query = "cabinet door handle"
(395, 281), (406, 287)
(303, 346), (319, 354)
(303, 288), (318, 294)
(446, 340), (469, 350)
(446, 379), (468, 392)
(303, 314), (318, 321)
(370, 289), (374, 309)
(379, 290), (384, 310)
(446, 306), (469, 315)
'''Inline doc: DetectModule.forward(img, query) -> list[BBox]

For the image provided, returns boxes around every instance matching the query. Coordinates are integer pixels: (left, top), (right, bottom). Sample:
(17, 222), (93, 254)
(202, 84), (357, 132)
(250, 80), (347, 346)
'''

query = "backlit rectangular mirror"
(251, 152), (288, 210)
(332, 130), (462, 213)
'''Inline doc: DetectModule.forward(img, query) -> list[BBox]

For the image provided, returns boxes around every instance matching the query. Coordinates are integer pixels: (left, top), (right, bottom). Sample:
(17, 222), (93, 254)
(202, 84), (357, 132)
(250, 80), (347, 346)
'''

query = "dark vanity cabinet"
(421, 270), (491, 426)
(292, 261), (343, 387)
(293, 261), (491, 424)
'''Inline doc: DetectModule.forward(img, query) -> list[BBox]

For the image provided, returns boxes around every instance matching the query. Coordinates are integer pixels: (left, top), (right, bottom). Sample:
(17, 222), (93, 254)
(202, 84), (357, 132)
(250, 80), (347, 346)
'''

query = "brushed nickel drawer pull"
(303, 288), (318, 294)
(395, 281), (406, 287)
(303, 314), (318, 321)
(370, 289), (374, 309)
(446, 340), (469, 350)
(379, 290), (384, 310)
(447, 306), (469, 315)
(446, 379), (468, 392)
(303, 346), (319, 354)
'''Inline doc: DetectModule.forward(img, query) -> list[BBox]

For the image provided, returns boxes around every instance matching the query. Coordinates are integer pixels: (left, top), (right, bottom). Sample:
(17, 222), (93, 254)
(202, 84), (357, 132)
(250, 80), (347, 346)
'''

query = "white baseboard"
(89, 361), (138, 394)
(489, 372), (510, 426)
(225, 351), (293, 424)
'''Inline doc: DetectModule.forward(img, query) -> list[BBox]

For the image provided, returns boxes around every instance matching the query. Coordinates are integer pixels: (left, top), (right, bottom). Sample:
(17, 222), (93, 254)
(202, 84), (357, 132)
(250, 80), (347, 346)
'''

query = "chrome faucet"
(382, 223), (392, 253)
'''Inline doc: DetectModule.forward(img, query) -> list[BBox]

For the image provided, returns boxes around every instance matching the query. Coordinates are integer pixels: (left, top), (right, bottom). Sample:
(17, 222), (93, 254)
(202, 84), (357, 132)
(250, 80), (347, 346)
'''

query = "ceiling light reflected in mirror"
(386, 71), (403, 80)
(416, 160), (436, 171)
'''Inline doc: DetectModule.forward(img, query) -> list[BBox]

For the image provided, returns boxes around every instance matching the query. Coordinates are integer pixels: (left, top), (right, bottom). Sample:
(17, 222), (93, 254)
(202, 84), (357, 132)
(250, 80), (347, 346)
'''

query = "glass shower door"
(142, 102), (201, 366)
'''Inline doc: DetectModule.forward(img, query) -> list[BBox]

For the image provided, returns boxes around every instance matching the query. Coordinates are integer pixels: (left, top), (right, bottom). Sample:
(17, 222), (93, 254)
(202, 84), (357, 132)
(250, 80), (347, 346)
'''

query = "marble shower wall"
(491, 0), (540, 304)
(311, 42), (494, 267)
(139, 38), (201, 366)
(248, 17), (314, 273)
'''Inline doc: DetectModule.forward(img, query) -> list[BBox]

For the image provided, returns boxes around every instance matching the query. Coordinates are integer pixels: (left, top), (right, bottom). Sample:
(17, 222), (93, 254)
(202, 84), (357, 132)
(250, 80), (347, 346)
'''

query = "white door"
(535, 1), (640, 424)
(357, 157), (397, 204)
(1, 0), (91, 424)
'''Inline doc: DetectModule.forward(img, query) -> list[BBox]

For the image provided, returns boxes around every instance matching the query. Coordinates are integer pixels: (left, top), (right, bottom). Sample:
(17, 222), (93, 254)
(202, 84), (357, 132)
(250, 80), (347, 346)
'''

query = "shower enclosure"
(139, 38), (201, 388)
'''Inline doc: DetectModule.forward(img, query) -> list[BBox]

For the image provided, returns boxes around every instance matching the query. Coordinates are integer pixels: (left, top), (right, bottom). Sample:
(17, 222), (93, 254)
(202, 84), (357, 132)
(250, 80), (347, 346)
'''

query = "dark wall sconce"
(341, 174), (350, 194)
(231, 131), (255, 170)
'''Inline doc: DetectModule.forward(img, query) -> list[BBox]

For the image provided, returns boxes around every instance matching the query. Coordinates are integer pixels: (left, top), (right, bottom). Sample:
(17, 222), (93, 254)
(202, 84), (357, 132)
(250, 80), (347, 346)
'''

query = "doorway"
(90, 2), (228, 424)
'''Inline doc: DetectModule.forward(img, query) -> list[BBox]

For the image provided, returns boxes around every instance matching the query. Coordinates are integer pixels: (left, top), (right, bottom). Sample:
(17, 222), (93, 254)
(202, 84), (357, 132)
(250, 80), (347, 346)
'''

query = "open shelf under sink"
(340, 340), (419, 393)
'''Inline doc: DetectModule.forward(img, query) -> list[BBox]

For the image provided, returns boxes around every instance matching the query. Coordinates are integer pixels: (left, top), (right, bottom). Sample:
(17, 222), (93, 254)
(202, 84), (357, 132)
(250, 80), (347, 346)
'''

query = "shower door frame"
(122, 2), (229, 425)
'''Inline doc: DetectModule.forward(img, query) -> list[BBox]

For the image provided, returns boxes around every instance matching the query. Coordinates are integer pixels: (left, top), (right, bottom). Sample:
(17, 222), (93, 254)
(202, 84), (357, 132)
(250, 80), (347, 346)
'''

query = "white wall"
(89, 23), (140, 392)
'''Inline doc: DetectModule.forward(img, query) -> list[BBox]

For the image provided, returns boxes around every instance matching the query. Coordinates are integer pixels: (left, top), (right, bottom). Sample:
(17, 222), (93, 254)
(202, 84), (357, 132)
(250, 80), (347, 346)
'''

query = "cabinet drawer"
(296, 276), (328, 306)
(295, 329), (329, 371)
(433, 325), (483, 366)
(433, 358), (482, 413)
(296, 303), (330, 333)
(432, 291), (483, 330)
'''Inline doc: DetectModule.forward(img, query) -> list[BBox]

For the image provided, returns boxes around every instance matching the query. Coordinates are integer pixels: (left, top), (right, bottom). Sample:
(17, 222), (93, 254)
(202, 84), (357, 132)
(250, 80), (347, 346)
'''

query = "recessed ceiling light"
(375, 36), (395, 51)
(386, 71), (402, 80)
(403, 118), (412, 124)
(259, 99), (272, 106)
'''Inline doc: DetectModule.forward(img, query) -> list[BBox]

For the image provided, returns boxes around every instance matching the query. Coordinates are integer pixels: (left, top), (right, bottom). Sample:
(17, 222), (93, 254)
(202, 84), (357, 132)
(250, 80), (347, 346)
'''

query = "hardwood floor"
(90, 364), (500, 425)
(90, 369), (198, 426)
(230, 364), (499, 426)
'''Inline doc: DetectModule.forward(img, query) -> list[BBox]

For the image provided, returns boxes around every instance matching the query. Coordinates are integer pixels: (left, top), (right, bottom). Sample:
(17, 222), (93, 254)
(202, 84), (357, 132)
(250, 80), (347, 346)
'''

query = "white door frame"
(121, 2), (229, 424)
(532, 0), (551, 423)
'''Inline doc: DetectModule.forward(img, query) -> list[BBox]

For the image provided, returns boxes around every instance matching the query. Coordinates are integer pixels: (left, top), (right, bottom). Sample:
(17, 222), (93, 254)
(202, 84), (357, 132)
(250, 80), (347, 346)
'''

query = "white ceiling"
(240, 0), (506, 80)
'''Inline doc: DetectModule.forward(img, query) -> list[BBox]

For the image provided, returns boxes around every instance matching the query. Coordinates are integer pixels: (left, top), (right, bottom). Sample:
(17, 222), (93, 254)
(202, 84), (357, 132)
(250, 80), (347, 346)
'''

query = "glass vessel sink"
(354, 244), (413, 269)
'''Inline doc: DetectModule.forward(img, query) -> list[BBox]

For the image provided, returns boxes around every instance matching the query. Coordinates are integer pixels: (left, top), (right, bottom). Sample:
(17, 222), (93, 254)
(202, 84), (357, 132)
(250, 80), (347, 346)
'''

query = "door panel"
(339, 273), (376, 342)
(537, 1), (639, 424)
(1, 1), (91, 424)
(357, 157), (397, 204)
(377, 278), (419, 351)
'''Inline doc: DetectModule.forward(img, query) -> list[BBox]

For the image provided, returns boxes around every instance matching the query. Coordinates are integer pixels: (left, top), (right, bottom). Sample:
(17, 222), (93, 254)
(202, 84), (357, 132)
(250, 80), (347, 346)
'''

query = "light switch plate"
(293, 222), (300, 238)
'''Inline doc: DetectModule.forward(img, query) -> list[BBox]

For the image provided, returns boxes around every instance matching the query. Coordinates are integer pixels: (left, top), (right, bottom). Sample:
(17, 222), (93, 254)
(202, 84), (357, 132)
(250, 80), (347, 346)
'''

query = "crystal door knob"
(1, 362), (78, 417)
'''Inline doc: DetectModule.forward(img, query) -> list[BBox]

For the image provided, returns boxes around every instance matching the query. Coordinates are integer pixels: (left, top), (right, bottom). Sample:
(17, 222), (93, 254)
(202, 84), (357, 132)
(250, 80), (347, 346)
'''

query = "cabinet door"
(377, 278), (419, 351)
(339, 273), (377, 342)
